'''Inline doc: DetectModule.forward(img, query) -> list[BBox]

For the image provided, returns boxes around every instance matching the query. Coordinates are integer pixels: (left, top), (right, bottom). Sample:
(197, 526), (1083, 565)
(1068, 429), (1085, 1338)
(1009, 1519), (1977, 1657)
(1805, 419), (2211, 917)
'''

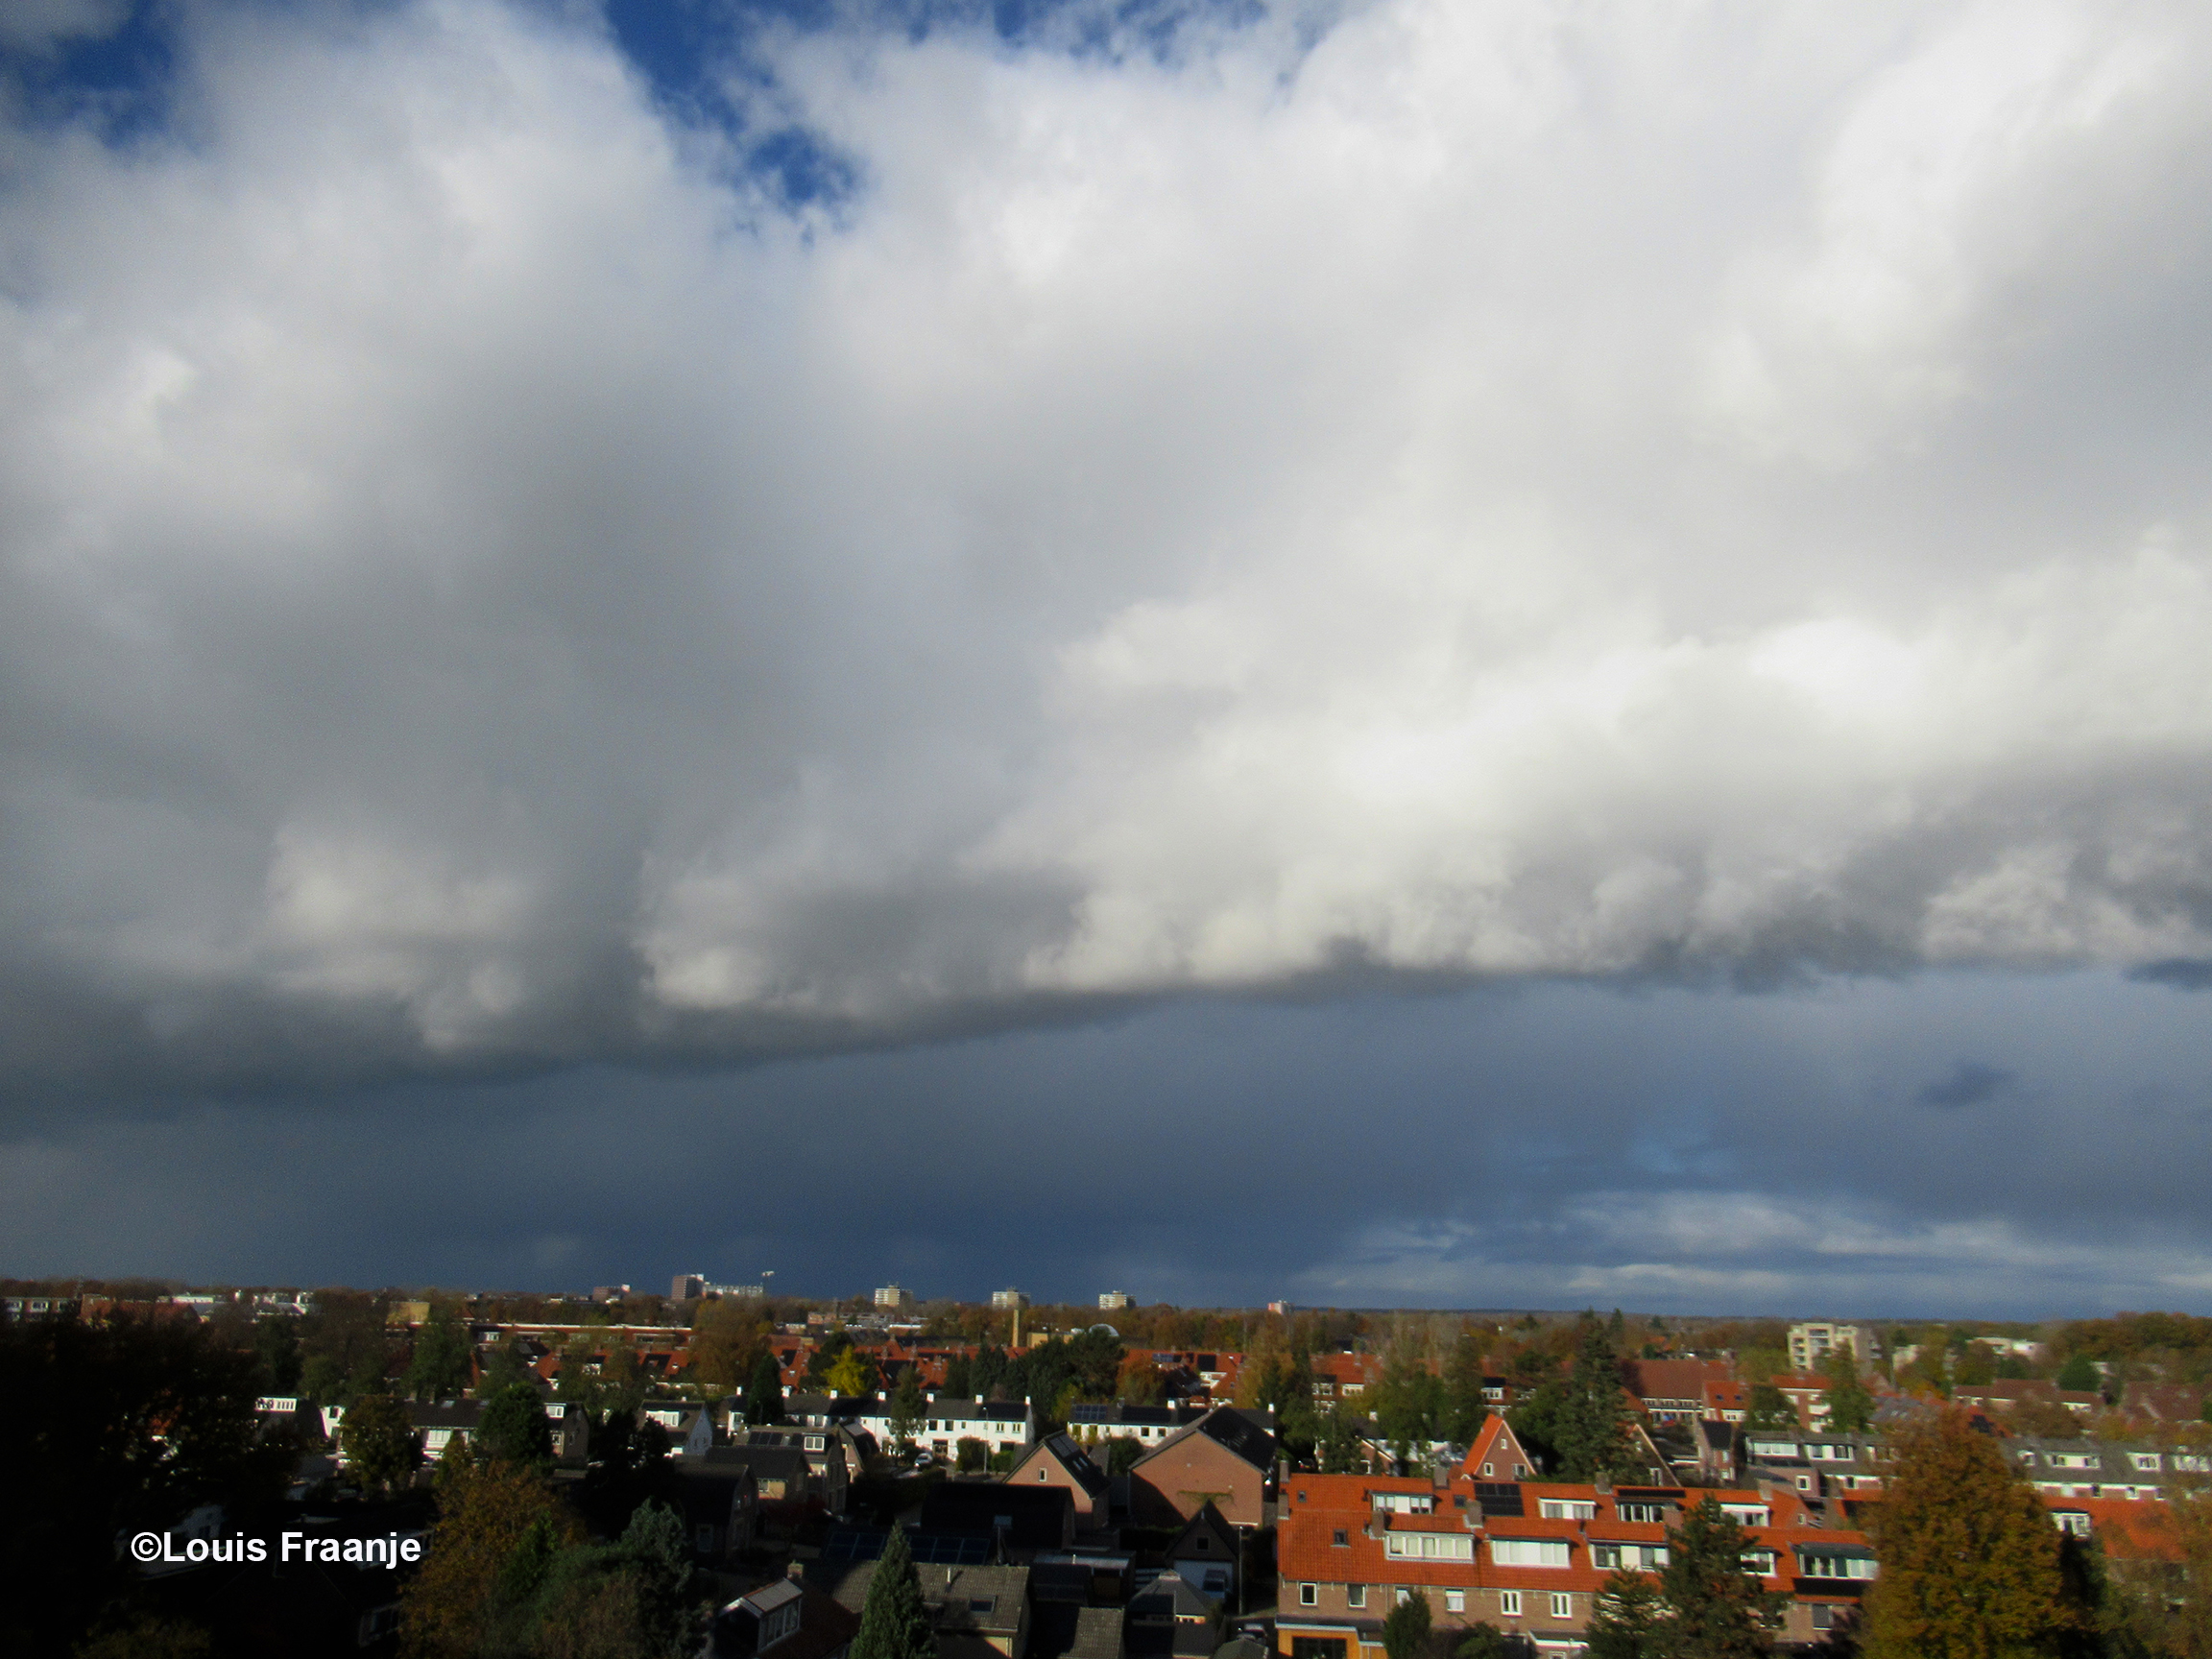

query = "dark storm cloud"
(5, 970), (2209, 1317)
(1915, 1061), (2014, 1110)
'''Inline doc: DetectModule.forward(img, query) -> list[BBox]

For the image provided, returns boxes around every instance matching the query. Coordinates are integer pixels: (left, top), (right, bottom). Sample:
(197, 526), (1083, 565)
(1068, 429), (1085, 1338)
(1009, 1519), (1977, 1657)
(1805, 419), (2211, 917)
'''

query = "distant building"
(1098, 1291), (1133, 1310)
(671, 1274), (706, 1301)
(1789, 1323), (1881, 1374)
(590, 1285), (632, 1302)
(875, 1285), (916, 1312)
(993, 1288), (1032, 1310)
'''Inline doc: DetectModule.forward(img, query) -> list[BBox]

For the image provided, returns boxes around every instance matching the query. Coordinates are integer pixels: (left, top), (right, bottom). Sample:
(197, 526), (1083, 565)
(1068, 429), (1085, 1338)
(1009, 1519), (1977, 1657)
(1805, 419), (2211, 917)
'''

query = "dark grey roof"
(1032, 1604), (1123, 1659)
(700, 1444), (811, 1482)
(409, 1401), (485, 1430)
(921, 1479), (1073, 1548)
(1191, 1408), (1275, 1473)
(1031, 1433), (1109, 1497)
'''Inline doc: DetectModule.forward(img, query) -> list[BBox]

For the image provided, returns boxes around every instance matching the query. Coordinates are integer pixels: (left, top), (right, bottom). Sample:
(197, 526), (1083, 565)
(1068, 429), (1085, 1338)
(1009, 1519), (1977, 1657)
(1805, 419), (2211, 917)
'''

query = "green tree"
(2056, 1354), (2101, 1394)
(1655, 1497), (1780, 1659)
(400, 1457), (581, 1658)
(943, 1355), (974, 1397)
(1553, 1320), (1640, 1481)
(956, 1435), (988, 1473)
(254, 1315), (304, 1394)
(343, 1392), (423, 1497)
(1742, 1383), (1798, 1432)
(1860, 1407), (2077, 1659)
(405, 1305), (473, 1401)
(1586, 1568), (1666, 1659)
(851, 1524), (936, 1659)
(479, 1335), (538, 1394)
(889, 1366), (926, 1454)
(613, 1499), (709, 1657)
(1382, 1592), (1432, 1659)
(1443, 1329), (1491, 1447)
(1318, 1408), (1367, 1474)
(1454, 1626), (1508, 1659)
(1821, 1348), (1876, 1435)
(476, 1382), (555, 1469)
(745, 1350), (786, 1425)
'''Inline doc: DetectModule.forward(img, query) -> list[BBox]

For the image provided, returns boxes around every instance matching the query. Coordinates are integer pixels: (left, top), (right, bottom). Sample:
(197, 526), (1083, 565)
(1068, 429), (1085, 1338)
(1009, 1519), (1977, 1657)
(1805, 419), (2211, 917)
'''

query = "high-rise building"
(1789, 1322), (1881, 1373)
(1098, 1290), (1133, 1310)
(876, 1284), (916, 1311)
(670, 1274), (706, 1301)
(992, 1288), (1031, 1310)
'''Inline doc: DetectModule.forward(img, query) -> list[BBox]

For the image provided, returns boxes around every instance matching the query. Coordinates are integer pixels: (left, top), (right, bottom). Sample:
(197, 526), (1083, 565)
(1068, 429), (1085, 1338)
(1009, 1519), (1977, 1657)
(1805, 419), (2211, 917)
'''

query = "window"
(1395, 1588), (1411, 1606)
(1386, 1533), (1473, 1560)
(1499, 1592), (1522, 1618)
(2132, 1454), (2163, 1473)
(1539, 1500), (1596, 1520)
(969, 1599), (996, 1614)
(2054, 1512), (2092, 1538)
(1812, 1606), (1836, 1631)
(1800, 1554), (1877, 1580)
(1549, 1594), (1571, 1621)
(1480, 1464), (1494, 1478)
(1445, 1592), (1464, 1614)
(1490, 1539), (1572, 1568)
(1512, 1464), (1530, 1479)
(1617, 1503), (1664, 1525)
(696, 1526), (715, 1552)
(1333, 1529), (1349, 1548)
(1347, 1586), (1365, 1609)
(1719, 1504), (1768, 1527)
(1741, 1550), (1777, 1576)
(1300, 1584), (1318, 1607)
(1593, 1544), (1669, 1572)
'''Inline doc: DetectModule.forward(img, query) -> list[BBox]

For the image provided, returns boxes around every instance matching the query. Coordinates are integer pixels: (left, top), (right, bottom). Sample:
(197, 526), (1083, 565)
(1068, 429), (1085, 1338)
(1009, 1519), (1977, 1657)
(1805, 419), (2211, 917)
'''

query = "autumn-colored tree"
(690, 1298), (765, 1393)
(2100, 1487), (2212, 1658)
(1861, 1407), (2079, 1659)
(400, 1458), (583, 1659)
(826, 1346), (874, 1399)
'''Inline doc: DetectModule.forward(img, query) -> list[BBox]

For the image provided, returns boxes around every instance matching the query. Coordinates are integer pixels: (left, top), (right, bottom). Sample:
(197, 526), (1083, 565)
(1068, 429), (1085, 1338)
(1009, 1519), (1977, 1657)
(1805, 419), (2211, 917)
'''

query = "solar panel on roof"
(1473, 1482), (1524, 1517)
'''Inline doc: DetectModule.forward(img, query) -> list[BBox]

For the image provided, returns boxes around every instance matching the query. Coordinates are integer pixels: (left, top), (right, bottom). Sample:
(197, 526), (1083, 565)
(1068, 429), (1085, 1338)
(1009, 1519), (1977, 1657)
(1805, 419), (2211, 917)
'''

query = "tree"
(1655, 1497), (1781, 1659)
(889, 1366), (926, 1454)
(1319, 1409), (1367, 1474)
(851, 1524), (936, 1659)
(745, 1351), (786, 1425)
(1382, 1592), (1432, 1659)
(1859, 1407), (2078, 1659)
(943, 1355), (974, 1397)
(2057, 1354), (2102, 1394)
(343, 1393), (423, 1497)
(254, 1315), (304, 1394)
(1454, 1626), (1508, 1659)
(1742, 1383), (1798, 1432)
(1552, 1320), (1641, 1481)
(1821, 1348), (1876, 1436)
(614, 1499), (709, 1657)
(476, 1382), (555, 1469)
(1443, 1329), (1491, 1447)
(400, 1457), (580, 1658)
(956, 1436), (989, 1473)
(479, 1336), (539, 1395)
(1586, 1568), (1666, 1659)
(0, 1313), (293, 1655)
(2099, 1486), (2212, 1657)
(826, 1346), (874, 1399)
(691, 1298), (763, 1394)
(406, 1305), (473, 1401)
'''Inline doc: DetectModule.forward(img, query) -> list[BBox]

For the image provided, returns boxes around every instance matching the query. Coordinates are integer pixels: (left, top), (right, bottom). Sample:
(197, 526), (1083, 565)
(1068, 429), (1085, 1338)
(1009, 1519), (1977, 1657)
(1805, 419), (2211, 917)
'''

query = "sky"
(3, 0), (2211, 1318)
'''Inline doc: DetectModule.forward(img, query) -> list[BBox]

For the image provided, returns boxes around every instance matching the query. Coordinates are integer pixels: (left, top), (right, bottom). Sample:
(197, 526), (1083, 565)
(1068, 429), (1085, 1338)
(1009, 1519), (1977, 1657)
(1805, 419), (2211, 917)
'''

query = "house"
(1166, 1503), (1241, 1602)
(854, 1394), (1036, 1461)
(1005, 1433), (1112, 1527)
(677, 1460), (760, 1561)
(1128, 1407), (1278, 1529)
(1623, 1359), (1733, 1426)
(2121, 1382), (2204, 1422)
(699, 1443), (822, 1507)
(1067, 1404), (1212, 1449)
(1457, 1417), (1541, 1483)
(1128, 1571), (1221, 1659)
(1274, 1471), (1872, 1659)
(1308, 1356), (1385, 1405)
(731, 1425), (860, 1512)
(712, 1575), (860, 1659)
(919, 1480), (1077, 1557)
(1702, 1380), (1749, 1424)
(410, 1401), (481, 1463)
(641, 1396), (723, 1459)
(816, 1559), (1033, 1659)
(1740, 1430), (1892, 1497)
(2007, 1438), (2210, 1503)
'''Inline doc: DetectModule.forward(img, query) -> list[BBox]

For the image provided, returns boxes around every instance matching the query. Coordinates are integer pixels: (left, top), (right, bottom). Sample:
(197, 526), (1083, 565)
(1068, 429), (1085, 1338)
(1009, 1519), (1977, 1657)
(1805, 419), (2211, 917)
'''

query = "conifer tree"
(1654, 1498), (1779, 1659)
(852, 1526), (936, 1659)
(745, 1351), (786, 1425)
(1860, 1407), (2077, 1659)
(1586, 1568), (1665, 1658)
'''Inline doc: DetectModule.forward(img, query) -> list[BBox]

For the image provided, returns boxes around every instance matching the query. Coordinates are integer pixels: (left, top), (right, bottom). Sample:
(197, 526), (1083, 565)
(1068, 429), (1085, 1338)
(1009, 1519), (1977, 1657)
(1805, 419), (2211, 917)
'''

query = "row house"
(1069, 1402), (1213, 1448)
(2008, 1438), (2212, 1503)
(1276, 1470), (1872, 1658)
(1953, 1381), (2100, 1419)
(1740, 1431), (1893, 1498)
(851, 1392), (1036, 1459)
(1310, 1355), (1386, 1404)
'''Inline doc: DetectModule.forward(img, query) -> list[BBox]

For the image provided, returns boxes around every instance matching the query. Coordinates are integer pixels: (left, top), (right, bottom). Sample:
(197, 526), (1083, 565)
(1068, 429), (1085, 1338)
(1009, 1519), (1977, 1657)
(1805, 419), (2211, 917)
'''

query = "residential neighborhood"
(10, 1283), (2212, 1657)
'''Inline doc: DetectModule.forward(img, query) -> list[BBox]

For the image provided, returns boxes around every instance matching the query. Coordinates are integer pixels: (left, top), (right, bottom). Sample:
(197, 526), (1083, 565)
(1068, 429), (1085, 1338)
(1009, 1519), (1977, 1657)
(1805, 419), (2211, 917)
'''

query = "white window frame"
(1299, 1584), (1317, 1607)
(1549, 1593), (1571, 1621)
(1445, 1591), (1465, 1614)
(1499, 1592), (1521, 1618)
